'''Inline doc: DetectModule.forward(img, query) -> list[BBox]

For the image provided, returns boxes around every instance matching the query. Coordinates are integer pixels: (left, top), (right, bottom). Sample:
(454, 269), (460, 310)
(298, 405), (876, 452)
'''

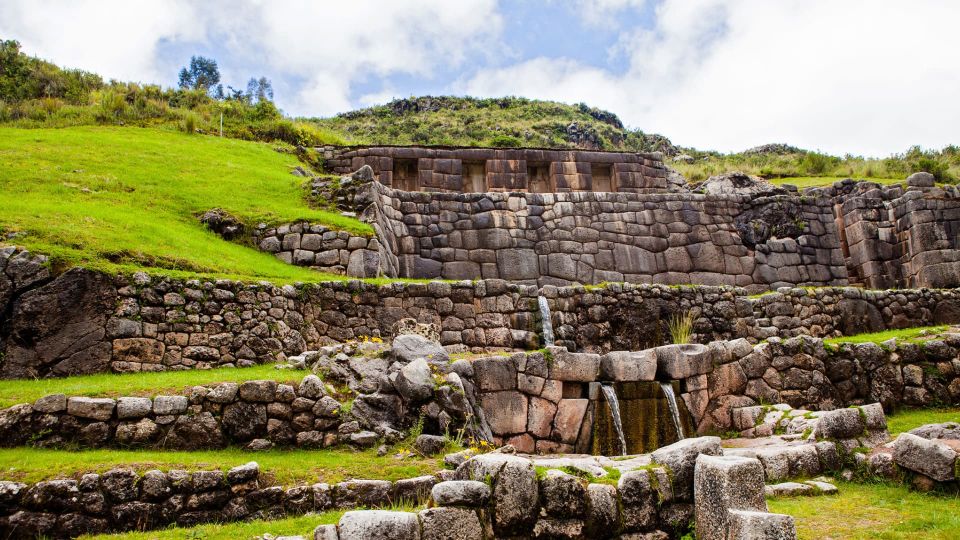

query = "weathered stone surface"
(165, 412), (226, 449)
(238, 380), (277, 402)
(694, 454), (767, 540)
(726, 509), (797, 540)
(656, 344), (711, 379)
(548, 349), (600, 381)
(419, 507), (483, 540)
(338, 510), (421, 540)
(32, 394), (66, 413)
(892, 433), (958, 482)
(116, 397), (152, 419)
(491, 457), (538, 535)
(414, 434), (446, 457)
(392, 334), (448, 363)
(430, 480), (490, 507)
(651, 436), (722, 501)
(540, 470), (588, 518)
(814, 408), (865, 439)
(153, 395), (189, 416)
(67, 397), (115, 421)
(600, 350), (657, 382)
(480, 391), (528, 435)
(396, 359), (435, 402)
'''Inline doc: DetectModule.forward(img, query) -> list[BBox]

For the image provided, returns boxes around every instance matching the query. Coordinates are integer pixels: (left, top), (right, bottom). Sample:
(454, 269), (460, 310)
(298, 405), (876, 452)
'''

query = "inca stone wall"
(822, 178), (960, 289)
(363, 181), (847, 289)
(321, 145), (671, 193)
(251, 222), (386, 278)
(4, 245), (960, 379)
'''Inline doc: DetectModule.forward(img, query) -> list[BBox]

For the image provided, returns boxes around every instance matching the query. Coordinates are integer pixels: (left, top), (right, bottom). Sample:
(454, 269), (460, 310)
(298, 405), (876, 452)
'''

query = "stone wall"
(364, 181), (847, 289)
(251, 222), (387, 278)
(0, 377), (366, 451)
(321, 145), (671, 194)
(819, 177), (960, 289)
(0, 461), (440, 539)
(4, 243), (960, 379)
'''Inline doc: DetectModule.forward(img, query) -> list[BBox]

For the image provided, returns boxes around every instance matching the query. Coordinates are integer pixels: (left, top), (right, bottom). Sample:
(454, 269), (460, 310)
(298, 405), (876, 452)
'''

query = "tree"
(0, 39), (31, 101)
(246, 76), (274, 103)
(177, 56), (220, 94)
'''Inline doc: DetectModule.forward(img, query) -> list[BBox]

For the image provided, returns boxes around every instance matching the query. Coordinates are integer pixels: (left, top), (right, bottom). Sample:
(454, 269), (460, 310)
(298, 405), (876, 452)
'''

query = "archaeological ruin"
(2, 145), (960, 539)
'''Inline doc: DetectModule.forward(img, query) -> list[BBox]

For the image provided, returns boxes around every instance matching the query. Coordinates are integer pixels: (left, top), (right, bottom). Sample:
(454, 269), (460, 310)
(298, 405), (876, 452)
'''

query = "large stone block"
(651, 436), (722, 501)
(67, 397), (115, 421)
(656, 344), (712, 379)
(600, 350), (657, 382)
(694, 454), (767, 540)
(497, 248), (539, 280)
(813, 408), (865, 440)
(480, 391), (528, 436)
(726, 509), (797, 540)
(892, 433), (958, 482)
(419, 507), (483, 540)
(472, 357), (517, 392)
(548, 349), (600, 381)
(553, 399), (589, 444)
(338, 510), (421, 540)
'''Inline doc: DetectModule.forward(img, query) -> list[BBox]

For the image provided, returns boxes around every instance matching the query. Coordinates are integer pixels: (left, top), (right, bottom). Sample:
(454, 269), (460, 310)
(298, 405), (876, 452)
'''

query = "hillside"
(0, 126), (370, 281)
(308, 96), (677, 153)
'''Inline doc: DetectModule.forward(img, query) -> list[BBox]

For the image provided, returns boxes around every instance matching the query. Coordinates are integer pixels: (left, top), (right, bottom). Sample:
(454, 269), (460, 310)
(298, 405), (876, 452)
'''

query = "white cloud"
(0, 0), (206, 83)
(0, 0), (503, 116)
(462, 0), (960, 156)
(577, 0), (648, 28)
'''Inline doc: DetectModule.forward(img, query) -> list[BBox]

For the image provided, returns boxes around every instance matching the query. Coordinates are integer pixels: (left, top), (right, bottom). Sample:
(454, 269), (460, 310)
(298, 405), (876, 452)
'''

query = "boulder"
(430, 480), (491, 507)
(313, 524), (339, 540)
(419, 507), (483, 540)
(299, 375), (327, 399)
(32, 394), (66, 413)
(396, 359), (435, 402)
(539, 470), (588, 518)
(701, 171), (781, 197)
(164, 412), (226, 449)
(392, 335), (448, 363)
(906, 171), (936, 187)
(238, 380), (277, 402)
(892, 433), (958, 482)
(153, 395), (189, 416)
(337, 510), (421, 539)
(393, 475), (437, 504)
(491, 457), (539, 536)
(222, 402), (268, 441)
(814, 408), (865, 439)
(651, 436), (722, 501)
(414, 434), (447, 457)
(726, 509), (797, 540)
(67, 397), (115, 421)
(694, 454), (767, 540)
(116, 397), (152, 420)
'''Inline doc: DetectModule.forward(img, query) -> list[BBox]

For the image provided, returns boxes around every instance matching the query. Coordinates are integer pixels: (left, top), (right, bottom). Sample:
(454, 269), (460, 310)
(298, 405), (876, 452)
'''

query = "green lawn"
(769, 177), (903, 188)
(0, 364), (310, 408)
(887, 408), (960, 436)
(769, 480), (960, 539)
(0, 126), (372, 281)
(823, 326), (949, 346)
(0, 446), (442, 485)
(81, 511), (342, 540)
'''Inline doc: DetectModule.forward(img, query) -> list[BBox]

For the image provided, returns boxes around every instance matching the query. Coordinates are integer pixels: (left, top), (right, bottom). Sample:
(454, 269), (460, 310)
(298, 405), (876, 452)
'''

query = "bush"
(489, 134), (522, 147)
(181, 112), (197, 134)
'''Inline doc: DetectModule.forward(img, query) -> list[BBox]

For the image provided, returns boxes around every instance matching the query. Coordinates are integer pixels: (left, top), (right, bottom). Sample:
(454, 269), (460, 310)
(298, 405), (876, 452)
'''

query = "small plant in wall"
(668, 311), (695, 344)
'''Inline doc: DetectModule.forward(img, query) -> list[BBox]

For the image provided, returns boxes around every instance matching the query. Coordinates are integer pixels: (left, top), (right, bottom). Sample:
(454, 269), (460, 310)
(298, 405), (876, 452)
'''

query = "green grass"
(81, 511), (342, 540)
(769, 480), (960, 539)
(823, 326), (949, 346)
(0, 364), (310, 409)
(0, 446), (442, 485)
(0, 126), (372, 281)
(768, 176), (903, 188)
(887, 408), (960, 436)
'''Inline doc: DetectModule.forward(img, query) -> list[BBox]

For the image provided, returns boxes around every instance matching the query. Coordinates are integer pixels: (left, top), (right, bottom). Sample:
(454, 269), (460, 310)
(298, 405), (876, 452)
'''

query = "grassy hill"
(308, 96), (676, 153)
(0, 126), (370, 281)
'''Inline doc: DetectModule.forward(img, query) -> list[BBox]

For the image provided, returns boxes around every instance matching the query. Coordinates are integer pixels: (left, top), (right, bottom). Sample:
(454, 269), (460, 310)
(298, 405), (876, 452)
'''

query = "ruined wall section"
(322, 146), (670, 194)
(364, 181), (847, 289)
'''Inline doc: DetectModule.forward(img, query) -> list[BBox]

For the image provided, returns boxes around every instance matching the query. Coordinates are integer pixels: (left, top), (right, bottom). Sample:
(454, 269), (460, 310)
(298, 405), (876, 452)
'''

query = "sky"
(2, 0), (959, 157)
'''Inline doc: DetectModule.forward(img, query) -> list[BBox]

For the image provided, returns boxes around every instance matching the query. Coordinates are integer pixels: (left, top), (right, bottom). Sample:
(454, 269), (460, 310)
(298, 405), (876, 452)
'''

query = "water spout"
(538, 295), (555, 347)
(659, 382), (685, 441)
(600, 385), (627, 456)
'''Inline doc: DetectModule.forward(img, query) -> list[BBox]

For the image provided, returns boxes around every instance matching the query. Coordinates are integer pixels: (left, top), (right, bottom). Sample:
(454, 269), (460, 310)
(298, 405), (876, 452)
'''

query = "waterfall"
(537, 295), (555, 347)
(660, 382), (685, 441)
(600, 385), (627, 456)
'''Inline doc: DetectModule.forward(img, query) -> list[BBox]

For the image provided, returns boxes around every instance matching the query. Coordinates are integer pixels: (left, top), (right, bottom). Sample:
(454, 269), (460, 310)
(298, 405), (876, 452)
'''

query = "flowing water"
(600, 385), (627, 456)
(660, 381), (685, 441)
(538, 295), (555, 347)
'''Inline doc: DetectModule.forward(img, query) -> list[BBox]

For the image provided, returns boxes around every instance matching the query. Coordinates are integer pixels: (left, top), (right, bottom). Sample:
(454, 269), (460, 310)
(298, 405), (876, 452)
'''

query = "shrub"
(668, 311), (695, 344)
(181, 112), (197, 134)
(489, 134), (522, 147)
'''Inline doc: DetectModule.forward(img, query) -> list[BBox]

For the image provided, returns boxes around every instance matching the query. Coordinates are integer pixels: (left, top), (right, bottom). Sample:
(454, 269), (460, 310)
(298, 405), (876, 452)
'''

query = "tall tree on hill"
(246, 76), (274, 103)
(178, 56), (221, 94)
(0, 40), (30, 101)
